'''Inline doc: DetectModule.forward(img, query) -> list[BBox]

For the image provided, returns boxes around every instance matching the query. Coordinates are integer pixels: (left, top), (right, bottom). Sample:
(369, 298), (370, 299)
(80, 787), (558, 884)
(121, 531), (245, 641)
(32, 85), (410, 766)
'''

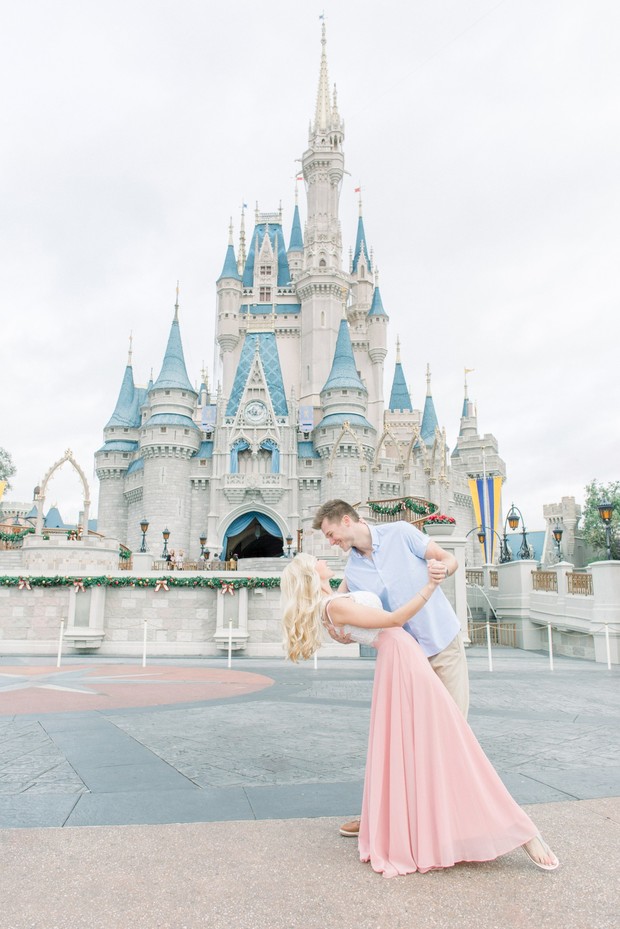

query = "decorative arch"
(35, 449), (91, 537)
(327, 422), (365, 475)
(404, 426), (427, 469)
(373, 428), (405, 470)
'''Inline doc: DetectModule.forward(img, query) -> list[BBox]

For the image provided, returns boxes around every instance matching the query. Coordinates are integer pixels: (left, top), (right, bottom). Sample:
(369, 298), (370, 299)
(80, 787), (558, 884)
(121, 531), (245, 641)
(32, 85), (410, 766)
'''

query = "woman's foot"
(522, 835), (559, 871)
(339, 819), (360, 837)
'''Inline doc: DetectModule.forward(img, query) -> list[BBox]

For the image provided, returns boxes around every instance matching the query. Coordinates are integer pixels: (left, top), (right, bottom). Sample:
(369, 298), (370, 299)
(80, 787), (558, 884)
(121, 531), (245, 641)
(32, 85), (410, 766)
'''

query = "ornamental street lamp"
(286, 534), (293, 557)
(199, 534), (207, 558)
(598, 501), (614, 559)
(552, 526), (563, 562)
(139, 517), (149, 553)
(467, 525), (503, 562)
(504, 503), (531, 560)
(162, 527), (170, 559)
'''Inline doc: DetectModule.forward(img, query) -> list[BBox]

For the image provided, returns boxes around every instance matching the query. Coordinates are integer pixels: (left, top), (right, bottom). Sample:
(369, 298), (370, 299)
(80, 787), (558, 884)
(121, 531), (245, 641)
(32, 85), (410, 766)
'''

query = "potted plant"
(423, 513), (456, 536)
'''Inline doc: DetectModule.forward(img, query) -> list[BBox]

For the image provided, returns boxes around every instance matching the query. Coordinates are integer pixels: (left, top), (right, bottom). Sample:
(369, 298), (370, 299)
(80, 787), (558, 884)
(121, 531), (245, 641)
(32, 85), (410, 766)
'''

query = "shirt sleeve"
(401, 521), (430, 559)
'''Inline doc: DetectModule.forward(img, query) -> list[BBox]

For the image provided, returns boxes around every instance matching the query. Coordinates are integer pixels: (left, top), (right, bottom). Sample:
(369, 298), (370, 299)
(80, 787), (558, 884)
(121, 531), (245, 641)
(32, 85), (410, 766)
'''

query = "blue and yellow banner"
(468, 476), (502, 562)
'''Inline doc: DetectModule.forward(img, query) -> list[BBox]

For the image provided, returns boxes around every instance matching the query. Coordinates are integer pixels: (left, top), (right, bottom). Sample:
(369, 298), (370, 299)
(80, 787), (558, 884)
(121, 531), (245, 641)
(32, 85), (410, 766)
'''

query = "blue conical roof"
(289, 204), (303, 251)
(105, 365), (136, 428)
(388, 363), (412, 412)
(322, 319), (367, 392)
(217, 242), (241, 282)
(352, 216), (371, 273)
(153, 317), (195, 392)
(368, 285), (387, 317)
(421, 395), (439, 445)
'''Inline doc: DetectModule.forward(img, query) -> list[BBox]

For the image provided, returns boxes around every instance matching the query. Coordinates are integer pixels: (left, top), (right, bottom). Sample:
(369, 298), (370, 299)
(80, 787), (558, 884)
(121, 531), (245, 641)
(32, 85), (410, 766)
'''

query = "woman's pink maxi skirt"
(358, 628), (537, 877)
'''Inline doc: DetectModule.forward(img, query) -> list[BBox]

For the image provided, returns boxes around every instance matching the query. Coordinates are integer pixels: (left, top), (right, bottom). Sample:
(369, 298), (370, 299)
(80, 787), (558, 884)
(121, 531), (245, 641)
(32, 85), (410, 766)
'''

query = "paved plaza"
(0, 647), (618, 928)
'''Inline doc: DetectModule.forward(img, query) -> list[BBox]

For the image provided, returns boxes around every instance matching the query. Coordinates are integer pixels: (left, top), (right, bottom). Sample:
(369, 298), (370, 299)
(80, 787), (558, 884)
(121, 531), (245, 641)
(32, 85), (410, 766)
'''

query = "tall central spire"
(313, 22), (331, 134)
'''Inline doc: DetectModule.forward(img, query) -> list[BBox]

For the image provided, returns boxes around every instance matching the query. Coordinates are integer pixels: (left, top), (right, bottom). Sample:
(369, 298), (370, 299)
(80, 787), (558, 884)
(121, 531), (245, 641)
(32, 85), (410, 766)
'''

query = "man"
(313, 498), (469, 837)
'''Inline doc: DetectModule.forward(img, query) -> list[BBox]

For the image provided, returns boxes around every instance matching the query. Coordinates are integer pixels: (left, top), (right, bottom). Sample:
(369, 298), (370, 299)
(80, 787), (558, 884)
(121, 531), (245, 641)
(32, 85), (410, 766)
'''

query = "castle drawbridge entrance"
(222, 512), (283, 560)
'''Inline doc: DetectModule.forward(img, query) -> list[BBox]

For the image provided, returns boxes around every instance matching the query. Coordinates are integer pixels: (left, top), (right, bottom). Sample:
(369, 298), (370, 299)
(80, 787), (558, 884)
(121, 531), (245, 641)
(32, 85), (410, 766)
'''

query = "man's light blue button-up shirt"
(344, 521), (460, 657)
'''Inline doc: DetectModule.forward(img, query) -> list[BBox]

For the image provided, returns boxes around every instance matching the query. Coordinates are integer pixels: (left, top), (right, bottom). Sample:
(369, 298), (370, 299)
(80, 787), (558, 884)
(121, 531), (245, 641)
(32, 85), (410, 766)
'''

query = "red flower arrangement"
(423, 513), (456, 525)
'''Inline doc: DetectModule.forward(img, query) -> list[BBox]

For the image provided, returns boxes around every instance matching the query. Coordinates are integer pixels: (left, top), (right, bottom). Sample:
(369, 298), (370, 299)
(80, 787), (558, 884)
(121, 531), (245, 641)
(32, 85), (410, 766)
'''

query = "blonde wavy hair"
(281, 553), (325, 662)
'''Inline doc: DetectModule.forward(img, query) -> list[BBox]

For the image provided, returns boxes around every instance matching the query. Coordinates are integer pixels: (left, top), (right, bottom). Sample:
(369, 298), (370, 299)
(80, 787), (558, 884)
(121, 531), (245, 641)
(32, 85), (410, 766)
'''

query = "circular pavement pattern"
(0, 665), (274, 715)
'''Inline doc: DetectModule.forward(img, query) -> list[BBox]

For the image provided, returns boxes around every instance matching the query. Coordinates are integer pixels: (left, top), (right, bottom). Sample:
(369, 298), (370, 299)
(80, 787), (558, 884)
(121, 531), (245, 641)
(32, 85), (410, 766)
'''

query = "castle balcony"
(223, 473), (284, 505)
(357, 496), (436, 528)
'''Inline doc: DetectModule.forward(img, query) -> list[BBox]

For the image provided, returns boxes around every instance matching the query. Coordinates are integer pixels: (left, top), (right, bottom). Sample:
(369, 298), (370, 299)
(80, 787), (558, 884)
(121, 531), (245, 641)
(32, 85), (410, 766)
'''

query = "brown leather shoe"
(339, 819), (360, 837)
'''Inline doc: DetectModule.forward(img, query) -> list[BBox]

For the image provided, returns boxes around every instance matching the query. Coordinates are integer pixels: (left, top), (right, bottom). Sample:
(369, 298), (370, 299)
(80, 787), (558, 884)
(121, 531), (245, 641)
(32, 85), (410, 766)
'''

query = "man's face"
(320, 516), (356, 551)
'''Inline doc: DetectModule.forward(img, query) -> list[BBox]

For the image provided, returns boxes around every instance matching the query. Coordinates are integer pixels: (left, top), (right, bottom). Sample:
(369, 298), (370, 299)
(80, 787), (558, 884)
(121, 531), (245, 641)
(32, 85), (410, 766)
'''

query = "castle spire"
(127, 331), (133, 366)
(420, 363), (439, 445)
(313, 21), (331, 135)
(388, 337), (413, 412)
(218, 222), (241, 281)
(105, 357), (136, 428)
(321, 318), (366, 393)
(238, 204), (247, 273)
(152, 300), (195, 393)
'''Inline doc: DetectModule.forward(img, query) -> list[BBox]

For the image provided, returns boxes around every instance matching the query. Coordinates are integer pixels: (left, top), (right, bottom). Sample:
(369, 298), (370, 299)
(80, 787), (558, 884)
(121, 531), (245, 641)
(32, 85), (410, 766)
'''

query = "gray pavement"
(0, 647), (618, 928)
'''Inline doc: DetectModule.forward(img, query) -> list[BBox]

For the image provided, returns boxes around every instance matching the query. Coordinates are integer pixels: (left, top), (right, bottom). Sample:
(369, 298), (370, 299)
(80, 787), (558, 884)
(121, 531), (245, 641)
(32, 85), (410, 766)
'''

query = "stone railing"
(465, 559), (620, 665)
(531, 571), (558, 592)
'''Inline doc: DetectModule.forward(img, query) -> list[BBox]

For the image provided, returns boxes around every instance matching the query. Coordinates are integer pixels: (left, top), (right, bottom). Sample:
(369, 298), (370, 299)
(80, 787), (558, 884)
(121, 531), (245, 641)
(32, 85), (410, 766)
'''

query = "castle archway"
(35, 449), (91, 537)
(221, 510), (284, 559)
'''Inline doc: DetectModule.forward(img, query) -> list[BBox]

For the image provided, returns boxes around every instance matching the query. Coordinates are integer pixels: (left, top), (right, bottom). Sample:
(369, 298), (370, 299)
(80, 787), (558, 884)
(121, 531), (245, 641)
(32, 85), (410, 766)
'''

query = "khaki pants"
(428, 633), (469, 719)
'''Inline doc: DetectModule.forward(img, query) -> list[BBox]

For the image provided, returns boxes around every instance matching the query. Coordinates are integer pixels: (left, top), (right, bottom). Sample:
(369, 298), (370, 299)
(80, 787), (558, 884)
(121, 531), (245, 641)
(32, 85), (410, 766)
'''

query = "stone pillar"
(589, 561), (620, 664)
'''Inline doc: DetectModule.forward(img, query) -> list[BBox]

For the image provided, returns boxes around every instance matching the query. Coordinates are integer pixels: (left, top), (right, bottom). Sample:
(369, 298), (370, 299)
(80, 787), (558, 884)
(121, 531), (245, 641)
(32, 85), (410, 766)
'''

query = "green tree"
(0, 447), (16, 492)
(582, 480), (620, 560)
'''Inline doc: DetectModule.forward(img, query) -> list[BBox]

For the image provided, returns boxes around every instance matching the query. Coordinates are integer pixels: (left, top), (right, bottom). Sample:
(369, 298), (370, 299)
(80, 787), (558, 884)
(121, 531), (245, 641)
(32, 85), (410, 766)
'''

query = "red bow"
(220, 582), (235, 596)
(155, 580), (169, 592)
(18, 577), (31, 590)
(73, 579), (85, 593)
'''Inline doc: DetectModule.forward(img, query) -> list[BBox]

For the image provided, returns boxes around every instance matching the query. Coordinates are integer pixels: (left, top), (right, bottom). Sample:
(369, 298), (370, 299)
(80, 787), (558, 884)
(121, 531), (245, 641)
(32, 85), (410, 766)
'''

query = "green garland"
(0, 574), (344, 590)
(367, 498), (438, 517)
(0, 528), (35, 543)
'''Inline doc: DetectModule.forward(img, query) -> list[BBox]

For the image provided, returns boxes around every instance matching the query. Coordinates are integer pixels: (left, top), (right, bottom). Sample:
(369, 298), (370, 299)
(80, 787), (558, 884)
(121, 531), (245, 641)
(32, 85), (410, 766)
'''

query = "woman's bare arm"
(327, 579), (437, 630)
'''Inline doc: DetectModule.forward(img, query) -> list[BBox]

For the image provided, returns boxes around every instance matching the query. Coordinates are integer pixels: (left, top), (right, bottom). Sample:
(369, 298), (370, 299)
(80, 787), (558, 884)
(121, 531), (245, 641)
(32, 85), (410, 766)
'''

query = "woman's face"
(315, 559), (333, 581)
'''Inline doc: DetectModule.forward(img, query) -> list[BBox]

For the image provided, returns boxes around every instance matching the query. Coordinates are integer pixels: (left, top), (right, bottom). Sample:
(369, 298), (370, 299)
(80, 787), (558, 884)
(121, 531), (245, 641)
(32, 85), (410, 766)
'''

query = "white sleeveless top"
(323, 591), (383, 646)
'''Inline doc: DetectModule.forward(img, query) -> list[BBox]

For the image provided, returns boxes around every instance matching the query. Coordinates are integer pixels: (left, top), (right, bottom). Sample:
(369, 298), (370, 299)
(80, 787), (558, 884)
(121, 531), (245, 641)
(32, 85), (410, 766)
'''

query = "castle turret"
(95, 336), (140, 542)
(287, 183), (304, 281)
(366, 272), (389, 431)
(216, 222), (242, 398)
(314, 316), (375, 502)
(297, 24), (349, 412)
(140, 293), (200, 553)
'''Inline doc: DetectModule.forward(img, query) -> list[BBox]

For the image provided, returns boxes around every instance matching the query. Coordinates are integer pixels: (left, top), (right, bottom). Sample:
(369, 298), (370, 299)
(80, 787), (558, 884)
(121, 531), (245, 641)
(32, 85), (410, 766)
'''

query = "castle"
(95, 26), (505, 562)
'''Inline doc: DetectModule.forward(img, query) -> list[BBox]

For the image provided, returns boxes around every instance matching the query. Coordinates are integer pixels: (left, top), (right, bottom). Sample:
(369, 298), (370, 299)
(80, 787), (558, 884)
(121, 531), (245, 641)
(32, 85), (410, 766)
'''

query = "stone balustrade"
(467, 559), (620, 665)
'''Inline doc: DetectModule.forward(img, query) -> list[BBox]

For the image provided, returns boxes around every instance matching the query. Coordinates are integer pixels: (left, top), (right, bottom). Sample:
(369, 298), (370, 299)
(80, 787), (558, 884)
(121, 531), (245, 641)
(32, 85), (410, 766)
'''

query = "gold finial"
(128, 331), (133, 366)
(426, 363), (432, 396)
(396, 336), (401, 364)
(174, 281), (180, 321)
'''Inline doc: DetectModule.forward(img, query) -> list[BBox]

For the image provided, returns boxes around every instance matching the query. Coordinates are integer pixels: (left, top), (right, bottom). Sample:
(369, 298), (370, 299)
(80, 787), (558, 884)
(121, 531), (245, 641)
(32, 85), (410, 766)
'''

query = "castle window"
(260, 265), (272, 276)
(123, 428), (129, 433)
(320, 311), (325, 327)
(160, 427), (167, 433)
(165, 390), (171, 396)
(342, 389), (348, 395)
(181, 391), (187, 397)
(360, 267), (365, 278)
(122, 453), (129, 459)
(104, 453), (109, 458)
(259, 286), (271, 301)
(200, 459), (206, 466)
(319, 258), (326, 268)
(184, 429), (189, 435)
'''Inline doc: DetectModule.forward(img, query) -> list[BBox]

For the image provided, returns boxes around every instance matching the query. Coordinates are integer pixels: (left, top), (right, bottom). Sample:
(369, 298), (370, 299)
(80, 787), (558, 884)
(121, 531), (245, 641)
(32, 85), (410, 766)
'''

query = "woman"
(281, 553), (559, 878)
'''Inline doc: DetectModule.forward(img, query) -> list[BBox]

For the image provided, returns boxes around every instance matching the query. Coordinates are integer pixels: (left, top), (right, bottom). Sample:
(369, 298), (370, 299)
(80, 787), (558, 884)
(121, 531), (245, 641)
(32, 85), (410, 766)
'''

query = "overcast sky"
(1, 0), (618, 531)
